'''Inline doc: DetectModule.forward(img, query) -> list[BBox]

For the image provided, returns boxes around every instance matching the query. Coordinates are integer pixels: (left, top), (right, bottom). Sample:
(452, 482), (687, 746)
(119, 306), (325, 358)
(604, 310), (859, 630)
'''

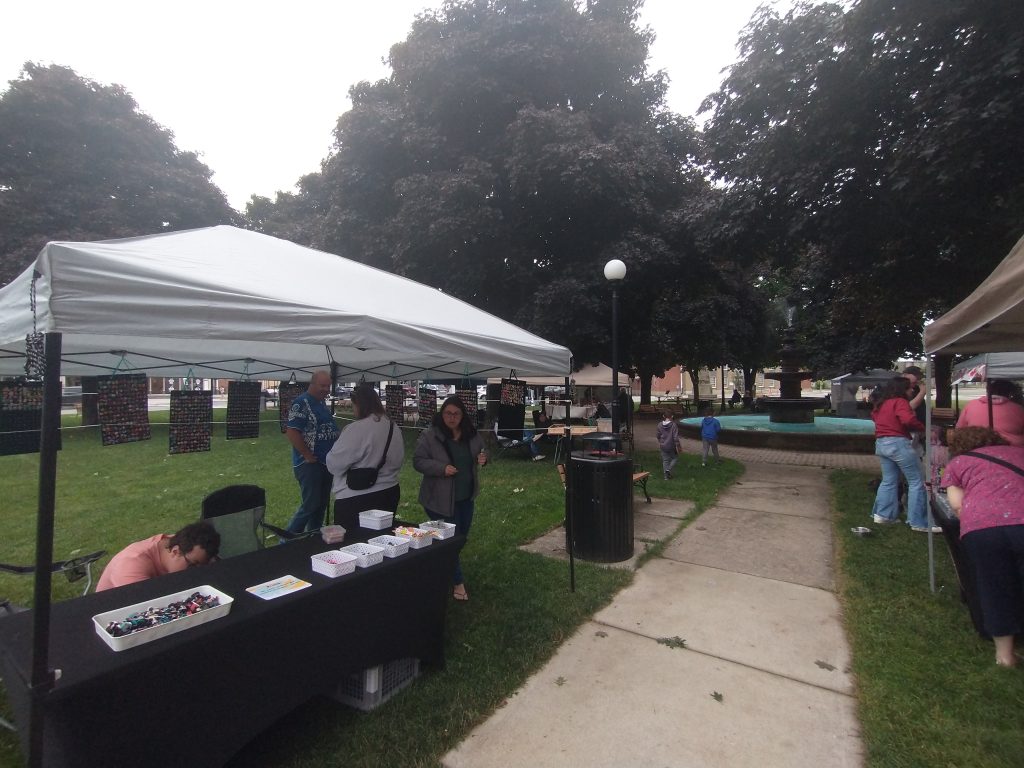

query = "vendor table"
(0, 529), (459, 768)
(929, 491), (987, 635)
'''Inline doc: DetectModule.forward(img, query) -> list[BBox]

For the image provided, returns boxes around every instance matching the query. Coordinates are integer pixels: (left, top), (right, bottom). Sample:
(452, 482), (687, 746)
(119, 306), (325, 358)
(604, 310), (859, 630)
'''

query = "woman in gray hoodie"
(413, 395), (487, 601)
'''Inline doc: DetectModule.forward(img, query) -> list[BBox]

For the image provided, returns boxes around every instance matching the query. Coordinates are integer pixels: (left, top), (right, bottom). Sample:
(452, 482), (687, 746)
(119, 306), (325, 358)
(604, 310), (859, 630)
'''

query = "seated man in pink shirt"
(96, 521), (221, 592)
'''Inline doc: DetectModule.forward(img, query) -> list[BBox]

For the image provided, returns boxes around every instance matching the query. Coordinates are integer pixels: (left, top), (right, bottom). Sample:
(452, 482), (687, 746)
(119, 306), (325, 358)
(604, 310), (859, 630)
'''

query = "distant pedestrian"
(700, 407), (722, 467)
(657, 411), (681, 479)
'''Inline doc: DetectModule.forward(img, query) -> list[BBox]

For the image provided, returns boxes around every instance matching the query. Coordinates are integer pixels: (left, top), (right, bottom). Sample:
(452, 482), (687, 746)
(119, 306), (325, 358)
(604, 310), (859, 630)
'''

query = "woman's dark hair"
(433, 395), (477, 440)
(948, 426), (1008, 457)
(988, 379), (1023, 402)
(872, 377), (912, 412)
(351, 383), (384, 420)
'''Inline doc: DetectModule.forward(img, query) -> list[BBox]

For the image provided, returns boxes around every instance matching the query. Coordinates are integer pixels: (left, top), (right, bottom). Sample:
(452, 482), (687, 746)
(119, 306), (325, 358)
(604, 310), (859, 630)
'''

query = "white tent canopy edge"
(0, 226), (571, 380)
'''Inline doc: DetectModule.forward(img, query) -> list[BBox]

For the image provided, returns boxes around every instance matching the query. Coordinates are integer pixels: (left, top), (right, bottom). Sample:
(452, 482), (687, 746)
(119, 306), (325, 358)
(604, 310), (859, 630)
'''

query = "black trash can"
(566, 453), (633, 562)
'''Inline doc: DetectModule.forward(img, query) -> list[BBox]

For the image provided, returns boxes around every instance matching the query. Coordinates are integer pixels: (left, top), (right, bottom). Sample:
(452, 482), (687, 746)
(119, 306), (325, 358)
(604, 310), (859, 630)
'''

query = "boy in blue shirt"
(700, 407), (722, 467)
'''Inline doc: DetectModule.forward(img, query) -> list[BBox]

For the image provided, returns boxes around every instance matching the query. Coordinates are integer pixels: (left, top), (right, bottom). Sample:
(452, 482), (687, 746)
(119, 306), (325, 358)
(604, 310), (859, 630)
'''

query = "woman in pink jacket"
(956, 380), (1024, 446)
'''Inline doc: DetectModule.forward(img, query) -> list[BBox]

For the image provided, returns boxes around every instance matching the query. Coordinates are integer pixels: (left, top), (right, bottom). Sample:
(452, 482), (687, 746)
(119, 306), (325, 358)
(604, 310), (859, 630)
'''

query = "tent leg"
(925, 357), (936, 595)
(28, 331), (62, 768)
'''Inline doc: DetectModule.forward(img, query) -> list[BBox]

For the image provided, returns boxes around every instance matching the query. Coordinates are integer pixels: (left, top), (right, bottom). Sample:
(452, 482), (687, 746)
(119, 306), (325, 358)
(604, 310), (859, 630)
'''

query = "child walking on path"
(656, 411), (681, 479)
(701, 408), (722, 467)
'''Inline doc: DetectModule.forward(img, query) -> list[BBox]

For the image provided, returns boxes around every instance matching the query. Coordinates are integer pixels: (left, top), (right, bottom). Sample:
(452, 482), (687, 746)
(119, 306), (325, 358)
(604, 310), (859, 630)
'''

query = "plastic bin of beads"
(393, 526), (434, 549)
(311, 550), (359, 579)
(320, 525), (346, 545)
(419, 521), (456, 540)
(358, 510), (394, 530)
(330, 657), (421, 712)
(338, 542), (385, 568)
(367, 534), (411, 558)
(92, 585), (233, 652)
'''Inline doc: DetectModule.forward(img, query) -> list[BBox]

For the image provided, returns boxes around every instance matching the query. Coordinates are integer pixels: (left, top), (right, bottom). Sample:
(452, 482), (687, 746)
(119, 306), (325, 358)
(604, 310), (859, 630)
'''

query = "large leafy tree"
(0, 63), (235, 287)
(702, 0), (1024, 370)
(259, 0), (708, 375)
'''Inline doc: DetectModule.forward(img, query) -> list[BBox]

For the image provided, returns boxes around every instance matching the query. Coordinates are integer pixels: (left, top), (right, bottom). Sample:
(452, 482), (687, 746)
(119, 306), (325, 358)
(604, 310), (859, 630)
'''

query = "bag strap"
(376, 420), (395, 470)
(961, 451), (1024, 478)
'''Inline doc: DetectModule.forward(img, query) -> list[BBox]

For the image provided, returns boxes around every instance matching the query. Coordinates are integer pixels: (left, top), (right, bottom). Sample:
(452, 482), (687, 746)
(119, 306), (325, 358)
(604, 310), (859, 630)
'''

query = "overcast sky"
(1, 1), (783, 210)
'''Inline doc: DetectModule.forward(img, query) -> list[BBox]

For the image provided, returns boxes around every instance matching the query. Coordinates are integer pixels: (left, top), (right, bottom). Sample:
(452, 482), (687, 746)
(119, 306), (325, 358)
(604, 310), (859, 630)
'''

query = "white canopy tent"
(921, 231), (1024, 594)
(0, 226), (571, 766)
(0, 225), (571, 380)
(485, 362), (630, 388)
(924, 232), (1024, 355)
(951, 352), (1024, 384)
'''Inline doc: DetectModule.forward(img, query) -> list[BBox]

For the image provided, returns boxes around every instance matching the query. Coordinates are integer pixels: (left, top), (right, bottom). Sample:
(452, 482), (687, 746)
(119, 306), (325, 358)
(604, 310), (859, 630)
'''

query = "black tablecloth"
(930, 492), (987, 636)
(0, 529), (459, 767)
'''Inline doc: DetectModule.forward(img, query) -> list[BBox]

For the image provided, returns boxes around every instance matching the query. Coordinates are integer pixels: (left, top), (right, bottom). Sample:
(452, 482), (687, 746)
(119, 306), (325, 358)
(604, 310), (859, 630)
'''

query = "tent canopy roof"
(924, 233), (1024, 354)
(486, 363), (631, 388)
(0, 226), (571, 380)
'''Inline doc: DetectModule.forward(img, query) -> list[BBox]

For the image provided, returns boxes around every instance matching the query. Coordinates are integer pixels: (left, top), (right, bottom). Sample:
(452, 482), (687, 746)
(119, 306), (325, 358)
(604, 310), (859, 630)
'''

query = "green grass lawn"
(831, 470), (1024, 768)
(0, 412), (733, 767)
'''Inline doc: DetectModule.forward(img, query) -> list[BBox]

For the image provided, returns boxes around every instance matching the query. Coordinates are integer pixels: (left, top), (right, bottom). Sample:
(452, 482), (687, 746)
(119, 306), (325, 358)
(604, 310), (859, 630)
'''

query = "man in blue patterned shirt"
(284, 370), (340, 533)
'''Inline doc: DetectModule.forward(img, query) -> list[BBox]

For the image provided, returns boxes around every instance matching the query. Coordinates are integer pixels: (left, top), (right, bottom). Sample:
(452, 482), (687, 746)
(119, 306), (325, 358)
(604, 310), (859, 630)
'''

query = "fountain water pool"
(679, 415), (875, 453)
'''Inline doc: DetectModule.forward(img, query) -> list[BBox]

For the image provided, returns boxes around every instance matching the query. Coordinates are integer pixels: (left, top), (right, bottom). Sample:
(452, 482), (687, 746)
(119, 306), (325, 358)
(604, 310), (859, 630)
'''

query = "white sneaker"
(911, 525), (943, 534)
(872, 515), (900, 525)
(532, 454), (545, 462)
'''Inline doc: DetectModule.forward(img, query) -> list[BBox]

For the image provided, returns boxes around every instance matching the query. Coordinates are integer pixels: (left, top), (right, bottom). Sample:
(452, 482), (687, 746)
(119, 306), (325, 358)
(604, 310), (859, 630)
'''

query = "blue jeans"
(660, 449), (678, 476)
(429, 498), (474, 586)
(871, 437), (928, 527)
(286, 462), (333, 533)
(523, 430), (542, 457)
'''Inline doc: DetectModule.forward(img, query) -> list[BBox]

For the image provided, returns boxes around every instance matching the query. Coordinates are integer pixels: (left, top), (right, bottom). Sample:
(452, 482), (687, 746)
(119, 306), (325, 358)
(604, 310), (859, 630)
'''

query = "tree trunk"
(637, 369), (654, 405)
(688, 369), (701, 405)
(933, 355), (953, 408)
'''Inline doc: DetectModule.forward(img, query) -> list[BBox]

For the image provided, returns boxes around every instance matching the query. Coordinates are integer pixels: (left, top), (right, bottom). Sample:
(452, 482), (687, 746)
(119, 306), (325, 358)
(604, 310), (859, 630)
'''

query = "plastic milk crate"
(331, 658), (421, 712)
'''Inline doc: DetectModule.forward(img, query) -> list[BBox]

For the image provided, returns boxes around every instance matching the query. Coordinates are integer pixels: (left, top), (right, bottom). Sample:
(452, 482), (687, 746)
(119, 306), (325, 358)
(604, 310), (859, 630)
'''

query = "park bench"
(556, 463), (652, 503)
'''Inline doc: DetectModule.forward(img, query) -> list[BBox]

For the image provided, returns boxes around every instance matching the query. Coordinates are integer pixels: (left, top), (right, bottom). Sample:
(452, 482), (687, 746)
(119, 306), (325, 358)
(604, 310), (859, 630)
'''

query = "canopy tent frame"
(0, 226), (572, 767)
(922, 231), (1024, 594)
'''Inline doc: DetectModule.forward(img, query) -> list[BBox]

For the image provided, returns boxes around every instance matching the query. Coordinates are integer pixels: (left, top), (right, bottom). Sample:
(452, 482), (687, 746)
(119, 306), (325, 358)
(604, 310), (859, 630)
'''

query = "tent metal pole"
(925, 357), (935, 594)
(564, 375), (575, 592)
(28, 331), (62, 768)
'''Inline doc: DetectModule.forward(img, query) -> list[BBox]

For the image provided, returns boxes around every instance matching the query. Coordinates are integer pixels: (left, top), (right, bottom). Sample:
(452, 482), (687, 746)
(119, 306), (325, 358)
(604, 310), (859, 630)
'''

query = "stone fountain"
(762, 325), (827, 424)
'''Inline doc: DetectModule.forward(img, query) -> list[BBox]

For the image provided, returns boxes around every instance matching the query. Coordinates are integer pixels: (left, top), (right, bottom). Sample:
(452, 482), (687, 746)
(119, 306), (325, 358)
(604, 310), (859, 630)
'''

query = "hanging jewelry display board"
(0, 381), (45, 456)
(418, 387), (438, 427)
(226, 380), (261, 439)
(97, 374), (151, 446)
(169, 390), (213, 454)
(278, 381), (305, 433)
(498, 377), (526, 439)
(456, 387), (477, 420)
(385, 385), (405, 424)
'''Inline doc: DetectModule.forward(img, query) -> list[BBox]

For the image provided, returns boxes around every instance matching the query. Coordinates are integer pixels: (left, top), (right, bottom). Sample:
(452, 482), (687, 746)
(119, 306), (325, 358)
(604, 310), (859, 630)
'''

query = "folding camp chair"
(0, 549), (106, 597)
(200, 484), (313, 558)
(492, 421), (532, 460)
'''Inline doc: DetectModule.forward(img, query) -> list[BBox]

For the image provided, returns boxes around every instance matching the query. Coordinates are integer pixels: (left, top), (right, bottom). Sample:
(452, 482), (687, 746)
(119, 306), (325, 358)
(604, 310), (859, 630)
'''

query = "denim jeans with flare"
(871, 436), (928, 527)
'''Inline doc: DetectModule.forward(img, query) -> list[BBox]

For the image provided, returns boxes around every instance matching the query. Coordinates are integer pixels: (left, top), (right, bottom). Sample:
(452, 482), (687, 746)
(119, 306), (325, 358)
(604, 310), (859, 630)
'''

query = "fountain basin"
(680, 415), (875, 453)
(762, 397), (828, 424)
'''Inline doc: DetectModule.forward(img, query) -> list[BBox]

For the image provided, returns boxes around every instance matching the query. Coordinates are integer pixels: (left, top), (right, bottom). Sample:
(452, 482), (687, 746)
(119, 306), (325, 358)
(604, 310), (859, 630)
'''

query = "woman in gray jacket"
(413, 395), (487, 602)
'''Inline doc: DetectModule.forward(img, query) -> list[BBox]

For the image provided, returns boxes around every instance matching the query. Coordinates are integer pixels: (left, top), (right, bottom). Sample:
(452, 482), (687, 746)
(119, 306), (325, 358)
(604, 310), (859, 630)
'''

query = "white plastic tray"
(367, 534), (411, 558)
(419, 520), (456, 540)
(338, 542), (385, 568)
(393, 526), (434, 549)
(92, 585), (233, 652)
(311, 550), (358, 578)
(358, 510), (394, 530)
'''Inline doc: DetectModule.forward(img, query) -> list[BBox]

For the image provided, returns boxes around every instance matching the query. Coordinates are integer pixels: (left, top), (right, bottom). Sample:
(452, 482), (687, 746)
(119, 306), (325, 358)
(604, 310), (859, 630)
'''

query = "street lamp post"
(604, 259), (626, 434)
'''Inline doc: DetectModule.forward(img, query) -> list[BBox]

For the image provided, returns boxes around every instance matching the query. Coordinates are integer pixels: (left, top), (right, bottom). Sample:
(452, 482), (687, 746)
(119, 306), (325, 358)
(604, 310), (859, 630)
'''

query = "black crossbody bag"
(346, 420), (395, 490)
(961, 451), (1024, 478)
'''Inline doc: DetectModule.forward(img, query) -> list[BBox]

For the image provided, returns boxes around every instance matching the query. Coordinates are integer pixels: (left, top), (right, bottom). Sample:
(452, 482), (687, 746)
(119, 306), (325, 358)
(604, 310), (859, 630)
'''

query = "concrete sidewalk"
(443, 456), (866, 768)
